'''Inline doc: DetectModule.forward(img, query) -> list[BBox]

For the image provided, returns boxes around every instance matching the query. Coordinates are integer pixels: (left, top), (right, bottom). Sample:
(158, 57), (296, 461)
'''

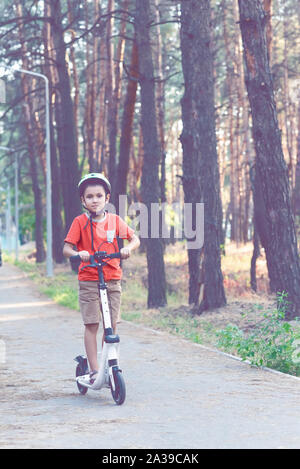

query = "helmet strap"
(89, 213), (95, 252)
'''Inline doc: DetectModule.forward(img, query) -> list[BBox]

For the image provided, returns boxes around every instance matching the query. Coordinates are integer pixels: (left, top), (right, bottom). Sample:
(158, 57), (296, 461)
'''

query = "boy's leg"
(84, 323), (99, 372)
(79, 281), (101, 371)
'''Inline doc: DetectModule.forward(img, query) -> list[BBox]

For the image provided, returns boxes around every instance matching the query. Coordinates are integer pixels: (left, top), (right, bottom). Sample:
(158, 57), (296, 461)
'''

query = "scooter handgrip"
(70, 254), (82, 261)
(109, 253), (121, 259)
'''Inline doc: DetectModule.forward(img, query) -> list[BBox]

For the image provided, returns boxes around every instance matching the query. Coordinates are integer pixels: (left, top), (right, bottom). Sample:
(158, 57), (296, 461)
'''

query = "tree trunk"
(23, 101), (46, 263)
(49, 102), (65, 263)
(238, 0), (300, 318)
(84, 0), (95, 171)
(108, 0), (129, 194)
(106, 0), (116, 186)
(43, 0), (65, 263)
(222, 1), (238, 243)
(135, 0), (167, 308)
(223, 0), (251, 245)
(113, 37), (139, 212)
(180, 0), (226, 311)
(153, 0), (166, 204)
(49, 0), (81, 232)
(262, 0), (272, 63)
(292, 98), (300, 216)
(67, 0), (80, 157)
(249, 164), (260, 291)
(250, 222), (260, 292)
(15, 0), (45, 263)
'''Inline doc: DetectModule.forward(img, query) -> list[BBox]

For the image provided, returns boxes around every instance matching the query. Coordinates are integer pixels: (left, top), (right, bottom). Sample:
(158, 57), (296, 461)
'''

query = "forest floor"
(120, 240), (279, 348)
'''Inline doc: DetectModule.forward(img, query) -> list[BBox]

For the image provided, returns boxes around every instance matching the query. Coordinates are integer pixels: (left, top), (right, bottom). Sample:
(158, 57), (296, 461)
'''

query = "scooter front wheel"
(110, 369), (126, 405)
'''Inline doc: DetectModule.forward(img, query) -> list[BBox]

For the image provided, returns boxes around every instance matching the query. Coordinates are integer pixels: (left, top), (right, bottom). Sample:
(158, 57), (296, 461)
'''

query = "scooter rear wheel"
(110, 369), (126, 405)
(76, 364), (88, 395)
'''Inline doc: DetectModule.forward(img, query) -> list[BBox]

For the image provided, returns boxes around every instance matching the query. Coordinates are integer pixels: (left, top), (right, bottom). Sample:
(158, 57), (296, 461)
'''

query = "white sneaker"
(77, 373), (91, 386)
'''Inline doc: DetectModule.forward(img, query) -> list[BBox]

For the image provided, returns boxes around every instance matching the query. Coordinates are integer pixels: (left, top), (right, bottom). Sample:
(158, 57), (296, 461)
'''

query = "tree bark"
(135, 0), (167, 308)
(222, 0), (238, 243)
(238, 0), (300, 318)
(49, 0), (81, 233)
(67, 0), (80, 157)
(15, 0), (45, 263)
(292, 97), (300, 216)
(249, 164), (260, 291)
(180, 0), (226, 311)
(43, 0), (65, 263)
(108, 0), (129, 194)
(113, 37), (139, 212)
(153, 0), (166, 204)
(106, 0), (116, 186)
(262, 0), (272, 63)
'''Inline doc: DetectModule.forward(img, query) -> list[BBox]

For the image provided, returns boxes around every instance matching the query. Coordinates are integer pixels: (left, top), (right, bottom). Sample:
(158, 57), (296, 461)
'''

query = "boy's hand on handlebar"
(78, 250), (90, 262)
(120, 247), (131, 259)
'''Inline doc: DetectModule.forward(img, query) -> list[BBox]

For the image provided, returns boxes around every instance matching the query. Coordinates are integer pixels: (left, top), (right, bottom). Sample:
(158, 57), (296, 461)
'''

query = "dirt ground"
(1, 261), (300, 449)
(121, 241), (278, 339)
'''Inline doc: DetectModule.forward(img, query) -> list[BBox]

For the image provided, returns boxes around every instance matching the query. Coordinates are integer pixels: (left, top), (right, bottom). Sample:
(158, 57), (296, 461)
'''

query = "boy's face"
(81, 184), (110, 214)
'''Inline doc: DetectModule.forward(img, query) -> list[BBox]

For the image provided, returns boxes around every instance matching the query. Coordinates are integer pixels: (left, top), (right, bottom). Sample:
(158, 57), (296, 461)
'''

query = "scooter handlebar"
(70, 251), (121, 263)
(102, 252), (121, 259)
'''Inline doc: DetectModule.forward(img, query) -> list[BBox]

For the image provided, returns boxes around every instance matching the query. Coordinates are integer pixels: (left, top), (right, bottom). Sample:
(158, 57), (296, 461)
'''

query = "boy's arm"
(63, 242), (77, 258)
(120, 234), (140, 259)
(63, 242), (90, 262)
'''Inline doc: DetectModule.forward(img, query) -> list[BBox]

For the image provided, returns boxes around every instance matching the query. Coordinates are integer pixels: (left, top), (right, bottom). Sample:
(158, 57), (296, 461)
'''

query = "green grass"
(4, 252), (80, 310)
(42, 282), (79, 310)
(216, 294), (300, 376)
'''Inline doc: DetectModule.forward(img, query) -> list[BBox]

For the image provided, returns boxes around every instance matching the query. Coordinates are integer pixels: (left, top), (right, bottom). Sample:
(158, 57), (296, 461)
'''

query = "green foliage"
(42, 283), (79, 311)
(216, 292), (300, 376)
(12, 257), (79, 310)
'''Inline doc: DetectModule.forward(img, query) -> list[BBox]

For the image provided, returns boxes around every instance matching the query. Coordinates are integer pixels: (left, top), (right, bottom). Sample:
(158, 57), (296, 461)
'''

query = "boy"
(63, 173), (140, 383)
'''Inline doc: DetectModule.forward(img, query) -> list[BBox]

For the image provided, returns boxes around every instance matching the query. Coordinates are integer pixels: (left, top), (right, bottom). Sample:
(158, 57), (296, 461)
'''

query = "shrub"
(216, 292), (300, 376)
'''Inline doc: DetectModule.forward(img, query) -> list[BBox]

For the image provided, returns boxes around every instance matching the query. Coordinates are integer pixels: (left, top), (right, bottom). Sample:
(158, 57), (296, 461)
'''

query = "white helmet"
(78, 173), (111, 197)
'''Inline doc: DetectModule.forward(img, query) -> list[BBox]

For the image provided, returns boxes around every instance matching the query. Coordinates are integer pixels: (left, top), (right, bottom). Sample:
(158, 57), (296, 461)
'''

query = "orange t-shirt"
(64, 212), (135, 281)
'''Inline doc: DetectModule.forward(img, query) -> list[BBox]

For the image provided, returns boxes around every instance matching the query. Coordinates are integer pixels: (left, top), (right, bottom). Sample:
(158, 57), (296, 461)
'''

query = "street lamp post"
(14, 152), (19, 260)
(1, 66), (53, 276)
(6, 179), (11, 252)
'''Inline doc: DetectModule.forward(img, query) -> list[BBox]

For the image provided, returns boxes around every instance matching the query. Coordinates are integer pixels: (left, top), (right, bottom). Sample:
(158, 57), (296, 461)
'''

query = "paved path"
(1, 263), (300, 449)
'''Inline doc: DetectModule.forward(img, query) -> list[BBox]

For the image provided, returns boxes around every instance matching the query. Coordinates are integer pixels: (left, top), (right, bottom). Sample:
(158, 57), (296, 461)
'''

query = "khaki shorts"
(79, 280), (122, 326)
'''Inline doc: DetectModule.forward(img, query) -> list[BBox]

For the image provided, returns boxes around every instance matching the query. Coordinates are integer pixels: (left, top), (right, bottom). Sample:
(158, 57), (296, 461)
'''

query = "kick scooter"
(70, 250), (126, 405)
